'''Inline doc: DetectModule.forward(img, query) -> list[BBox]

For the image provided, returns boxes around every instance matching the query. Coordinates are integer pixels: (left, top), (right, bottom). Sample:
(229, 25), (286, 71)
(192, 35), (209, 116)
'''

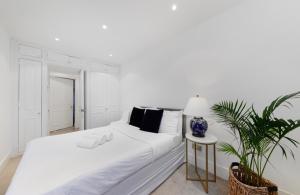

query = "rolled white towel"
(106, 132), (114, 142)
(98, 135), (107, 145)
(77, 137), (99, 149)
(85, 134), (107, 145)
(91, 131), (114, 142)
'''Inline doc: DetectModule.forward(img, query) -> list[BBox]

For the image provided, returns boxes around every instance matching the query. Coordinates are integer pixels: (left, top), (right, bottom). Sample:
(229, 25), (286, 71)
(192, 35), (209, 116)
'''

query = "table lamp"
(184, 95), (209, 137)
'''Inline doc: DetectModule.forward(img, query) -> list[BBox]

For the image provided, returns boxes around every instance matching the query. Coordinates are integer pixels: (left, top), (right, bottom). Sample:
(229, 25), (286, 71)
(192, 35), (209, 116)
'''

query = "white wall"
(0, 25), (12, 168)
(121, 0), (300, 194)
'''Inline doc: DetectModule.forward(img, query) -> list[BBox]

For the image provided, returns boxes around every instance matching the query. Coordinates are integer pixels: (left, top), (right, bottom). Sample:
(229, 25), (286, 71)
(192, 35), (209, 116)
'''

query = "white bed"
(7, 120), (184, 195)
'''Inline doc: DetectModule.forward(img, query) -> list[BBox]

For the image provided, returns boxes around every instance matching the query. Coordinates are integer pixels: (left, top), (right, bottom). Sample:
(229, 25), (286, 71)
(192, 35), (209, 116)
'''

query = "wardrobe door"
(19, 59), (42, 152)
(87, 72), (108, 129)
(106, 74), (120, 122)
(80, 70), (85, 130)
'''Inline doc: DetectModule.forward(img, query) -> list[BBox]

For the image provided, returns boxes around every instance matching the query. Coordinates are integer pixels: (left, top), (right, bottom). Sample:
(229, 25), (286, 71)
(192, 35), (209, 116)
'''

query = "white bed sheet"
(7, 123), (180, 195)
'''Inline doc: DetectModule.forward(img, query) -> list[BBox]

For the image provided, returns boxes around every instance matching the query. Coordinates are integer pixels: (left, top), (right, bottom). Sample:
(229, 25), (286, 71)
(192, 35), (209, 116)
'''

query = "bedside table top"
(186, 132), (218, 144)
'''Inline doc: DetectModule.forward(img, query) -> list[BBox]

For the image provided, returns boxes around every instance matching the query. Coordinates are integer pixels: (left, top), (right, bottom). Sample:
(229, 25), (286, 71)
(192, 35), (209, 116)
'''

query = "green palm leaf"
(262, 91), (300, 119)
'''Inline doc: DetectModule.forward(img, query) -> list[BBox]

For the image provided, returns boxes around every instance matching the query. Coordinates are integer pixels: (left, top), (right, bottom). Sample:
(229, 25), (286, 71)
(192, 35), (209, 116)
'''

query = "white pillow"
(121, 109), (131, 123)
(159, 111), (182, 135)
(177, 111), (183, 134)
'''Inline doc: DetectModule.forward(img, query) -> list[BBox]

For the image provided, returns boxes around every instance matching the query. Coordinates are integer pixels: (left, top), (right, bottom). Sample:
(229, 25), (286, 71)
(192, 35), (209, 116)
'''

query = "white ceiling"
(0, 0), (241, 65)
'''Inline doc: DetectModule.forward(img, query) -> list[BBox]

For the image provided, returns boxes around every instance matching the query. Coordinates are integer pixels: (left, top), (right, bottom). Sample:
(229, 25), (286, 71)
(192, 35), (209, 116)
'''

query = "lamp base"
(192, 132), (206, 138)
(190, 117), (208, 137)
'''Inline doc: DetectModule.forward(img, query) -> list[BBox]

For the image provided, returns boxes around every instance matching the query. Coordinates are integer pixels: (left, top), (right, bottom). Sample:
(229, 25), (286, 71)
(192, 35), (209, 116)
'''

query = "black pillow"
(141, 109), (164, 133)
(129, 107), (145, 128)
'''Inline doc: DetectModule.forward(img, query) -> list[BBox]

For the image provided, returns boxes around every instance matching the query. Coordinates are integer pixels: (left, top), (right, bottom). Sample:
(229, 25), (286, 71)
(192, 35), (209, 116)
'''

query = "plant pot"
(229, 162), (278, 195)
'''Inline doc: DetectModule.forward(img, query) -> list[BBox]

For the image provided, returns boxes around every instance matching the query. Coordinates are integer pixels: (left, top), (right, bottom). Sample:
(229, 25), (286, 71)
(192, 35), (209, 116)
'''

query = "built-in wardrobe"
(12, 40), (121, 154)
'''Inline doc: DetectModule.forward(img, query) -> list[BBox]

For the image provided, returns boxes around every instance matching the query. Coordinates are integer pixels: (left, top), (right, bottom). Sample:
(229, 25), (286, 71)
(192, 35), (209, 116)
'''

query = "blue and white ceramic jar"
(190, 117), (208, 137)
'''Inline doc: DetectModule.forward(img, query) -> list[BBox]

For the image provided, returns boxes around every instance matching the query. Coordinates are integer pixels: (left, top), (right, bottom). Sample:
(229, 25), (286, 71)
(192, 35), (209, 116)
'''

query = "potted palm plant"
(211, 92), (300, 195)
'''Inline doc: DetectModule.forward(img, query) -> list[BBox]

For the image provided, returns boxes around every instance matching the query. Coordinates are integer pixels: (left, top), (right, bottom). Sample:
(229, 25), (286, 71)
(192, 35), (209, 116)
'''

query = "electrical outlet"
(192, 144), (202, 151)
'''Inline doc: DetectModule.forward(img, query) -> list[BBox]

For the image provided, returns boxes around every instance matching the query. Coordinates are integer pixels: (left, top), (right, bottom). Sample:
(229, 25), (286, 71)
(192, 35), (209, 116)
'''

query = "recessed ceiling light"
(109, 54), (113, 57)
(54, 37), (60, 41)
(102, 25), (108, 30)
(172, 4), (177, 11)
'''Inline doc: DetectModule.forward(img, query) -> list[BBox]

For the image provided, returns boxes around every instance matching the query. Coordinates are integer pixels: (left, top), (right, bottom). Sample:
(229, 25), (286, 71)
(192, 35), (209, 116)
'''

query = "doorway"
(49, 77), (76, 134)
(48, 65), (84, 135)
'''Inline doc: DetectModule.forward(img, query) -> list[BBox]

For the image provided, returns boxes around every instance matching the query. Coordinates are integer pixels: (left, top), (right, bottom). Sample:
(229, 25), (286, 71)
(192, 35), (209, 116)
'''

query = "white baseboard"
(10, 152), (23, 158)
(187, 154), (294, 195)
(279, 189), (294, 195)
(0, 152), (11, 174)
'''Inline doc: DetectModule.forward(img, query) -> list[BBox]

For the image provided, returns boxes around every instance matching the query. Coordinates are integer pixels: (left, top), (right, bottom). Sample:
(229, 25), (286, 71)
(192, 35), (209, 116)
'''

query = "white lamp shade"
(183, 96), (209, 117)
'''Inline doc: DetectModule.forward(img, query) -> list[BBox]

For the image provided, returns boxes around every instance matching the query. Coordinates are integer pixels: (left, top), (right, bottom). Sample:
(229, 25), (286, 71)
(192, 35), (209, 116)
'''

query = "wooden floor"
(151, 165), (228, 195)
(0, 157), (227, 195)
(49, 126), (79, 136)
(0, 156), (21, 195)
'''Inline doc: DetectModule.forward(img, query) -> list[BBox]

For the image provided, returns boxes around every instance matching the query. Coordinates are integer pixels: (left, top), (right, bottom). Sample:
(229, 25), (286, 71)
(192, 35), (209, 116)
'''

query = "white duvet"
(6, 122), (180, 195)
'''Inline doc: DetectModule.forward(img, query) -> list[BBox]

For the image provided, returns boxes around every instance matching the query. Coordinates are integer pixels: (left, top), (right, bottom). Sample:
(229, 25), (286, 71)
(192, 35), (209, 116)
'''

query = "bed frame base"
(105, 143), (185, 195)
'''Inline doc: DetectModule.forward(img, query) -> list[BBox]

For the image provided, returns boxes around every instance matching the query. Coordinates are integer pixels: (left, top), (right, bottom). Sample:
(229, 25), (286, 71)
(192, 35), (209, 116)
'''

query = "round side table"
(185, 132), (218, 193)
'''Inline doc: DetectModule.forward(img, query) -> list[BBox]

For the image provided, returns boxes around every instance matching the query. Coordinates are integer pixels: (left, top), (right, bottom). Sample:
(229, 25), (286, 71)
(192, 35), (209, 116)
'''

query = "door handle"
(81, 109), (86, 113)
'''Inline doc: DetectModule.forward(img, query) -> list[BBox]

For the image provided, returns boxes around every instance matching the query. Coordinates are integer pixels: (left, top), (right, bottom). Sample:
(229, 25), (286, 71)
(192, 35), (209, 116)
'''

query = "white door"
(86, 72), (121, 129)
(106, 74), (120, 122)
(87, 72), (108, 129)
(80, 70), (85, 130)
(49, 77), (74, 131)
(19, 59), (42, 152)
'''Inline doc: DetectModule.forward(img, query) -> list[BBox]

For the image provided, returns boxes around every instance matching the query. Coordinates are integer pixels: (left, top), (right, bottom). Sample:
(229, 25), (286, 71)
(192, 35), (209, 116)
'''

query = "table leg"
(186, 142), (216, 194)
(213, 144), (217, 182)
(194, 143), (197, 173)
(186, 139), (188, 180)
(205, 144), (209, 193)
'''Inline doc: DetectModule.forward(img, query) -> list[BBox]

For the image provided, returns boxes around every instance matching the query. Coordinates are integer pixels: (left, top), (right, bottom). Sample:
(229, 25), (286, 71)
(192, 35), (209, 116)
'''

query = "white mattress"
(7, 122), (181, 195)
